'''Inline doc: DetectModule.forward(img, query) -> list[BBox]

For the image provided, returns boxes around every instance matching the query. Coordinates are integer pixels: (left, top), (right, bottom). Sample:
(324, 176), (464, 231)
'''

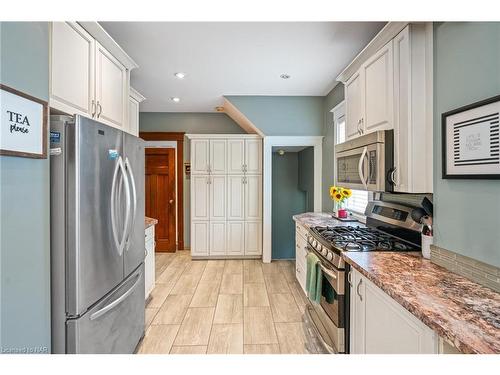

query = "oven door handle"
(306, 246), (338, 280)
(358, 146), (368, 190)
(318, 262), (337, 280)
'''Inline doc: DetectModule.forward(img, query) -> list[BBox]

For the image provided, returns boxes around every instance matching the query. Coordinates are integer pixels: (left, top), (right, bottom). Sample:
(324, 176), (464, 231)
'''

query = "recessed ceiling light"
(280, 73), (291, 79)
(170, 97), (180, 103)
(174, 72), (186, 79)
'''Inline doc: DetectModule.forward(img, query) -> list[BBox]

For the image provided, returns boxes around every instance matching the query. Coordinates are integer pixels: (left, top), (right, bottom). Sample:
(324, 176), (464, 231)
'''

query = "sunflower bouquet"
(329, 186), (352, 218)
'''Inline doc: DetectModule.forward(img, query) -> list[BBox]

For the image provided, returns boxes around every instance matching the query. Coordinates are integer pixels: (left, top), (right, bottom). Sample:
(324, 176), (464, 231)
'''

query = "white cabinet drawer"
(295, 261), (307, 294)
(295, 223), (308, 241)
(295, 235), (308, 270)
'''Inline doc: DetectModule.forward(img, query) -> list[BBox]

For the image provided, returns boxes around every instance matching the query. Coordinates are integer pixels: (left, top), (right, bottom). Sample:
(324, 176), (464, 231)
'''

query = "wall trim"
(140, 131), (185, 250)
(223, 97), (266, 136)
(263, 136), (323, 263)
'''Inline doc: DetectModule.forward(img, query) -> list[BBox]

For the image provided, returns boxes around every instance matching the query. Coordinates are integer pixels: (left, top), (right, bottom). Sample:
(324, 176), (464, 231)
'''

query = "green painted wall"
(272, 152), (306, 259)
(139, 112), (245, 248)
(225, 96), (324, 136)
(0, 22), (51, 353)
(433, 22), (500, 267)
(322, 84), (345, 212)
(298, 147), (315, 212)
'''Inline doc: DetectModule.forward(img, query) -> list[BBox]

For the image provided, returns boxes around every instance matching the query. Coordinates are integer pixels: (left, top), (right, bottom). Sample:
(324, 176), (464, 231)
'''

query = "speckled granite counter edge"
(145, 217), (158, 228)
(342, 254), (499, 354)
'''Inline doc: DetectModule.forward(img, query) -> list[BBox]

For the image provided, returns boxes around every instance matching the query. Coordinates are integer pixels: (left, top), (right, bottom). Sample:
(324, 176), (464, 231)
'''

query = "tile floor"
(137, 250), (313, 354)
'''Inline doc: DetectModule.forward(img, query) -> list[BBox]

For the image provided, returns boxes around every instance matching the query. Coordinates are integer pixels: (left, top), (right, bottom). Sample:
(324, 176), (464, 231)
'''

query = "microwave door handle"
(358, 146), (368, 190)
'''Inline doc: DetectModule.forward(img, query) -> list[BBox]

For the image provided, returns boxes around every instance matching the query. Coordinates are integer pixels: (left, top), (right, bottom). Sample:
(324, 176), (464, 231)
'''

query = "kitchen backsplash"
(431, 245), (500, 293)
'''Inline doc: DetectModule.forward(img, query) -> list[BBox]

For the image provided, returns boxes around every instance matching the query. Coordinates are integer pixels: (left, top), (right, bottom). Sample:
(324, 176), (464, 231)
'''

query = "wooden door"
(145, 148), (176, 252)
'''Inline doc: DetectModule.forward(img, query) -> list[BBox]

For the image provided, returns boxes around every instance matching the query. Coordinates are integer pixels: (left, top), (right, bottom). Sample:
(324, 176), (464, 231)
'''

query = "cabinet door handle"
(347, 271), (352, 286)
(357, 278), (363, 301)
(91, 100), (96, 118)
(97, 101), (102, 118)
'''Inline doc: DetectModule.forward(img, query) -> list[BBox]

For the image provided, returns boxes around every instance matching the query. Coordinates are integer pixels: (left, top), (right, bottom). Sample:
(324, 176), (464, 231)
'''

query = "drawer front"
(295, 223), (308, 240)
(295, 235), (308, 270)
(295, 261), (307, 294)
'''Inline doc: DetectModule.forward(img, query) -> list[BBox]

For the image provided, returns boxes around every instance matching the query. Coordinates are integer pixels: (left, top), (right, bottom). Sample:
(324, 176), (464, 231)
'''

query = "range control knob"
(322, 248), (328, 256)
(326, 252), (333, 261)
(312, 240), (317, 247)
(317, 243), (322, 252)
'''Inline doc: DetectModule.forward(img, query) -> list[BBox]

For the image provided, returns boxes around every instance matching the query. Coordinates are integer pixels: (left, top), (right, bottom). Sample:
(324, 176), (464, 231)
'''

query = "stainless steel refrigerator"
(50, 115), (145, 354)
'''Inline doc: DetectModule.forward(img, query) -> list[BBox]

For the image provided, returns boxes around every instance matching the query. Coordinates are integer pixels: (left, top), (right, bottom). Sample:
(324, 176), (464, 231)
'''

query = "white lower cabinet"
(350, 268), (438, 354)
(244, 222), (262, 256)
(192, 221), (210, 256)
(227, 221), (245, 256)
(209, 222), (227, 256)
(295, 223), (308, 293)
(144, 225), (155, 299)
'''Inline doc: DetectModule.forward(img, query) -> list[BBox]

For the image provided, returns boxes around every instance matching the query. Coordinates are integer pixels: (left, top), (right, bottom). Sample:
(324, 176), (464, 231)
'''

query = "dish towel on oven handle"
(306, 251), (323, 304)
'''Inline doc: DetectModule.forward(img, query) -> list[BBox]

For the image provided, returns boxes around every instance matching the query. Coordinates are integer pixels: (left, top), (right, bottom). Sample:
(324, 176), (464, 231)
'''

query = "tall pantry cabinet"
(187, 135), (263, 258)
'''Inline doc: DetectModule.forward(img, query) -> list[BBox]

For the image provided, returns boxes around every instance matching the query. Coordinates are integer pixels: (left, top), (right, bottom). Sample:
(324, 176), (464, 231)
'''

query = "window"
(332, 101), (346, 145)
(345, 189), (370, 215)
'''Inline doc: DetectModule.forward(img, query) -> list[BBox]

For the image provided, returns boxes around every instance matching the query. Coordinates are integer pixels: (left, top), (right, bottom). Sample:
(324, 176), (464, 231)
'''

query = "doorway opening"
(271, 146), (314, 260)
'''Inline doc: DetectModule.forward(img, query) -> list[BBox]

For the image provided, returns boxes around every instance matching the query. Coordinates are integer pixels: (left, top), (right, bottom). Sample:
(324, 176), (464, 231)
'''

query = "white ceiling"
(100, 22), (385, 112)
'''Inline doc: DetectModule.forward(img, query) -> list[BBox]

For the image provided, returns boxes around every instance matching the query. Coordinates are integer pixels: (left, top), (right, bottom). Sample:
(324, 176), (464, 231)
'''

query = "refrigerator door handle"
(89, 270), (142, 321)
(124, 157), (137, 251)
(110, 156), (122, 256)
(118, 157), (132, 256)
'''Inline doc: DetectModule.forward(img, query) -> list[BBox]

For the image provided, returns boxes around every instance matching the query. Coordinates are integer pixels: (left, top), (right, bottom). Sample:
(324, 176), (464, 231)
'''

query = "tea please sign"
(1, 85), (47, 158)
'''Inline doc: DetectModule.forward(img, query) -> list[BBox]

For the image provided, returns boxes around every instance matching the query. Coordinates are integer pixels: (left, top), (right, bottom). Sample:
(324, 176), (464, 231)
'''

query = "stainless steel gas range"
(303, 200), (423, 354)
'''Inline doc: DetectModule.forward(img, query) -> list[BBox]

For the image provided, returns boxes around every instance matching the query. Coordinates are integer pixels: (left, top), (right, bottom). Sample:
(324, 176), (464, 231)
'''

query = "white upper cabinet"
(245, 139), (262, 174)
(345, 71), (364, 140)
(339, 22), (433, 193)
(191, 139), (210, 174)
(95, 41), (128, 129)
(227, 139), (246, 174)
(191, 175), (210, 221)
(209, 175), (227, 220)
(209, 140), (227, 174)
(362, 41), (394, 134)
(245, 175), (262, 221)
(393, 24), (433, 193)
(227, 176), (245, 220)
(50, 22), (137, 132)
(128, 88), (145, 137)
(50, 22), (95, 117)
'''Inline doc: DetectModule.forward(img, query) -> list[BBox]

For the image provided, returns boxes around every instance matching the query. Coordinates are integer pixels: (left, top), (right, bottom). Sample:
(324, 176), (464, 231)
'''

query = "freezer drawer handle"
(90, 271), (142, 321)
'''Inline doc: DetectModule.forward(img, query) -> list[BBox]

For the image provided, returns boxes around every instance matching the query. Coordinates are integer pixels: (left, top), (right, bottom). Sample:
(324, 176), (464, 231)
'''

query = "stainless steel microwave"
(335, 130), (394, 192)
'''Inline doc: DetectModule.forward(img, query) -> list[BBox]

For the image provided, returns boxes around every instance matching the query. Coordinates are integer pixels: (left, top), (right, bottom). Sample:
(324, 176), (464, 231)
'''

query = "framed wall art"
(442, 94), (500, 179)
(0, 84), (48, 159)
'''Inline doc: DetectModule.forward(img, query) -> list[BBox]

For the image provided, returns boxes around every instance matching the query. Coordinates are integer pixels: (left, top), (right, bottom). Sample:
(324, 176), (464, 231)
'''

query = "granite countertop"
(293, 212), (500, 353)
(145, 216), (158, 228)
(293, 212), (364, 228)
(343, 252), (500, 354)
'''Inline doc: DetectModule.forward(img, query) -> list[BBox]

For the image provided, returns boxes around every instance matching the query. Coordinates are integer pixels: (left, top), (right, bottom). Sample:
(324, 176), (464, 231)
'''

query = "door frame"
(140, 132), (185, 250)
(263, 136), (323, 263)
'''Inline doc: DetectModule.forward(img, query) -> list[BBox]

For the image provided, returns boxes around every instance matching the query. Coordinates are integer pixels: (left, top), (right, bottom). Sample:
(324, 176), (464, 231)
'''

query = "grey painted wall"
(0, 22), (51, 352)
(225, 96), (324, 136)
(322, 84), (345, 212)
(139, 112), (245, 248)
(298, 147), (315, 212)
(433, 22), (500, 267)
(272, 152), (306, 259)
